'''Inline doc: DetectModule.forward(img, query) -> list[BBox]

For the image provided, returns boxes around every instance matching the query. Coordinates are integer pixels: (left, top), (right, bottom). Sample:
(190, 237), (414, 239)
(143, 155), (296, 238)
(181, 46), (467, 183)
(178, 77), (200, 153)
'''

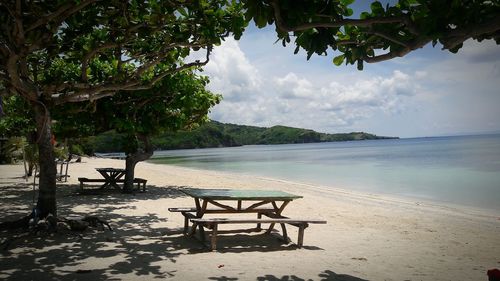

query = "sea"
(148, 134), (500, 213)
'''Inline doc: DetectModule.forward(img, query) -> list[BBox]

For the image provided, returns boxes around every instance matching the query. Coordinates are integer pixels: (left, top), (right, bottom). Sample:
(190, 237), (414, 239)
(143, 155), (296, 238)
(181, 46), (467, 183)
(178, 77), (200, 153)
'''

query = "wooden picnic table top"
(95, 167), (126, 173)
(181, 188), (302, 201)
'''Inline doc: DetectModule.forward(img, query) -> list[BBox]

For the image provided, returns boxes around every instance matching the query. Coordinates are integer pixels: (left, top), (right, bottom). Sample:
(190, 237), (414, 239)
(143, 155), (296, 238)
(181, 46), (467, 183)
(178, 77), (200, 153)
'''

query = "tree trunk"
(27, 162), (35, 177)
(33, 103), (57, 218)
(123, 135), (153, 193)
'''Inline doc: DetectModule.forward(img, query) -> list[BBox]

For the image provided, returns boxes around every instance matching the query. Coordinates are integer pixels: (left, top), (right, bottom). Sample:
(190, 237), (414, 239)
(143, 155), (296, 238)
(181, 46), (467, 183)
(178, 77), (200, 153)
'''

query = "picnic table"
(95, 168), (126, 189)
(170, 188), (326, 250)
(77, 168), (148, 192)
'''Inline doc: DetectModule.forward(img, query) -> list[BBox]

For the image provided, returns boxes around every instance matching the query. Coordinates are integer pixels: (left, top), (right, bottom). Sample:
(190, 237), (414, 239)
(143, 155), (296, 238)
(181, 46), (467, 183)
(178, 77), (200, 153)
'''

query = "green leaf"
(333, 54), (345, 66)
(360, 12), (371, 19)
(370, 1), (384, 15)
(345, 8), (353, 17)
(341, 0), (355, 6)
(178, 8), (188, 17)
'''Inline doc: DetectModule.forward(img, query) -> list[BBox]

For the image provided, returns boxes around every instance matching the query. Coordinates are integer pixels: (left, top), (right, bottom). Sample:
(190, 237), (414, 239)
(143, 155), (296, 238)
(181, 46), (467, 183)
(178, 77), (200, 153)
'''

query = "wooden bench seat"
(78, 177), (106, 183)
(78, 177), (147, 192)
(168, 207), (273, 232)
(133, 178), (147, 192)
(190, 217), (326, 251)
(168, 207), (197, 213)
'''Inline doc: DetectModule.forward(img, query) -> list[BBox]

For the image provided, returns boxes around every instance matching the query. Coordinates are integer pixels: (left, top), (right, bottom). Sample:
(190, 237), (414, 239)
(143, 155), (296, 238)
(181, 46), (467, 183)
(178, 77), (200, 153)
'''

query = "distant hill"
(149, 120), (397, 150)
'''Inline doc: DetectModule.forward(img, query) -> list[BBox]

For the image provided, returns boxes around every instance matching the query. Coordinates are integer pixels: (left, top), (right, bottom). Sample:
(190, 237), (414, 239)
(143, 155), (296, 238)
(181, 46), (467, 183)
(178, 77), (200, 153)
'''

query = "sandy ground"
(0, 157), (499, 281)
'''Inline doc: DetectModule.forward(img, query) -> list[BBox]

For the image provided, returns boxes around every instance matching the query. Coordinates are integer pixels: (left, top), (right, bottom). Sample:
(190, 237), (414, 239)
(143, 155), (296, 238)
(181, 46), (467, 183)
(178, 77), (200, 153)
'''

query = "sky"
(195, 17), (500, 138)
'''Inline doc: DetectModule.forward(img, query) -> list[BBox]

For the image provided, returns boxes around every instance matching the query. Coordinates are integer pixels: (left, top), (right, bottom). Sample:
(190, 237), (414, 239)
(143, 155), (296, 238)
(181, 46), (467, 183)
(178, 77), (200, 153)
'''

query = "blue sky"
(199, 20), (500, 138)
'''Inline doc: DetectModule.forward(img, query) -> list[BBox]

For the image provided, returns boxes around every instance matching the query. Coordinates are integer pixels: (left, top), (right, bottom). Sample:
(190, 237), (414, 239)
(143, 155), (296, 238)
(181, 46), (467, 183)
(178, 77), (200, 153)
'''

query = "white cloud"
(204, 38), (261, 102)
(274, 73), (314, 99)
(204, 38), (426, 133)
(201, 35), (500, 137)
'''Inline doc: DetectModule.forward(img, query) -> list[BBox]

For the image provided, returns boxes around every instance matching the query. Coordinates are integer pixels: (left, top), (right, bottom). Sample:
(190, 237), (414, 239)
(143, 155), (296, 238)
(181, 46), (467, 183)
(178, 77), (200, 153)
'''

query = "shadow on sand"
(0, 183), (193, 280)
(208, 270), (369, 281)
(0, 183), (367, 281)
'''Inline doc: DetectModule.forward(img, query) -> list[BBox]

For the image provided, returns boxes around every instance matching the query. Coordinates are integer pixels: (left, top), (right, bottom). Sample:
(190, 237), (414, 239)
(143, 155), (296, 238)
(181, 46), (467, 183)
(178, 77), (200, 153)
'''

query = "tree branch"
(366, 30), (410, 48)
(6, 54), (28, 96)
(363, 37), (430, 63)
(269, 0), (405, 33)
(53, 47), (211, 104)
(134, 41), (210, 78)
(440, 16), (500, 50)
(26, 0), (100, 33)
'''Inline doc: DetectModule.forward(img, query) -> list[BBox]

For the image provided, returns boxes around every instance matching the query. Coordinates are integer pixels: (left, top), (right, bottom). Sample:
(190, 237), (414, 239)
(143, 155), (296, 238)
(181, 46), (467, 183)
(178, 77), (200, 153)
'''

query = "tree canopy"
(0, 0), (246, 218)
(54, 71), (220, 152)
(54, 70), (220, 191)
(0, 0), (245, 104)
(243, 0), (500, 69)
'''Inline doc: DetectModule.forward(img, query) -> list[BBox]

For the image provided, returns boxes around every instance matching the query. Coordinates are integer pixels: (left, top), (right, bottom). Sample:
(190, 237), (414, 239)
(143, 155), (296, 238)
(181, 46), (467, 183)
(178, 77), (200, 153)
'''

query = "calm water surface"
(149, 134), (500, 212)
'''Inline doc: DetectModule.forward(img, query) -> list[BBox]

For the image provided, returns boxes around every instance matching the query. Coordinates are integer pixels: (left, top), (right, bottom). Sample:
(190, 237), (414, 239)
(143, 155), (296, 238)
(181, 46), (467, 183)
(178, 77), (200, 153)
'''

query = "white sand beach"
(1, 157), (499, 281)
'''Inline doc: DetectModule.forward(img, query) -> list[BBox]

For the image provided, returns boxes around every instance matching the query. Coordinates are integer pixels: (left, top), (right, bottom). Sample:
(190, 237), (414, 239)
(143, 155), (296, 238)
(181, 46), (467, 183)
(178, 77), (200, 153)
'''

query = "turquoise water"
(149, 134), (500, 212)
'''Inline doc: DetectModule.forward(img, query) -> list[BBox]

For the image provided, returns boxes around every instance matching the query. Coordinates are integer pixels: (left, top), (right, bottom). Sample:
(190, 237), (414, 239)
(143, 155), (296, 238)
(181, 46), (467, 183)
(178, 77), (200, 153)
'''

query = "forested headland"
(85, 120), (397, 153)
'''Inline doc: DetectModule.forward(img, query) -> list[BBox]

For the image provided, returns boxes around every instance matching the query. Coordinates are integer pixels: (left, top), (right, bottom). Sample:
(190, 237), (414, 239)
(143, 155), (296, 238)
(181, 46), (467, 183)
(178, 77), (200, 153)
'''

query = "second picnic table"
(78, 168), (148, 192)
(95, 167), (126, 189)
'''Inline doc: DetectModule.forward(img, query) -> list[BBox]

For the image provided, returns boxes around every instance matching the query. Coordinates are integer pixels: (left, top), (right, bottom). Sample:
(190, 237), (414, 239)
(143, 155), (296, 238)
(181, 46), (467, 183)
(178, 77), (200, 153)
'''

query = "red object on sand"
(488, 269), (500, 281)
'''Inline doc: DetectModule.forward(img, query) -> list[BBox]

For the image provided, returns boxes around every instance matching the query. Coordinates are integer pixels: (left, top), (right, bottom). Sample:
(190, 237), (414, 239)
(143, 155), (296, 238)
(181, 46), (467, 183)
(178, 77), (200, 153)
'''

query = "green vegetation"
(1, 0), (496, 221)
(245, 0), (500, 69)
(1, 1), (245, 217)
(85, 121), (396, 152)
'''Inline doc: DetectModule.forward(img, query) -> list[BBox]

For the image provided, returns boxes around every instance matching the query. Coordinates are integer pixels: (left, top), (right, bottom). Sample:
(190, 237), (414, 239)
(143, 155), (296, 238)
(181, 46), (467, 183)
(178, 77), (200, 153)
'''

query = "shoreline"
(1, 157), (499, 281)
(146, 159), (500, 220)
(251, 174), (500, 221)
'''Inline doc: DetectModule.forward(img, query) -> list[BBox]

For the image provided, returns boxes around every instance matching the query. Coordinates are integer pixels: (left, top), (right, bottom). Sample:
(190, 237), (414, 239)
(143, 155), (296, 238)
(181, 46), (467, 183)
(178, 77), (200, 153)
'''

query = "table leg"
(183, 214), (189, 235)
(266, 201), (290, 240)
(210, 223), (218, 251)
(111, 171), (125, 189)
(188, 222), (199, 238)
(280, 223), (289, 243)
(257, 213), (262, 230)
(297, 224), (306, 247)
(188, 199), (208, 242)
(198, 200), (208, 242)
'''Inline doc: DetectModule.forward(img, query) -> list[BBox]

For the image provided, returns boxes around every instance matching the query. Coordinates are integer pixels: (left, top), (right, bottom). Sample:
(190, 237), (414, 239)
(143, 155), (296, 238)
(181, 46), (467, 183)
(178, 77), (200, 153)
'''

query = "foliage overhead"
(0, 0), (246, 217)
(243, 0), (500, 69)
(0, 95), (33, 138)
(53, 70), (221, 154)
(0, 0), (245, 104)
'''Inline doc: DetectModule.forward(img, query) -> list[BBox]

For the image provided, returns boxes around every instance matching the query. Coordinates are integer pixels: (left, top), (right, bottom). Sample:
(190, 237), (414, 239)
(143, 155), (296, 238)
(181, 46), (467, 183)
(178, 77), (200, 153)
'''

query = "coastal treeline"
(83, 121), (396, 153)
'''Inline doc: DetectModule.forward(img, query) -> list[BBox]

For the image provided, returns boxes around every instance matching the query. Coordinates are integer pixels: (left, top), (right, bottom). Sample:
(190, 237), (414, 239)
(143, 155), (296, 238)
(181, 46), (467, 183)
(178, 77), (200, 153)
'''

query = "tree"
(54, 70), (220, 193)
(0, 1), (246, 220)
(243, 0), (500, 69)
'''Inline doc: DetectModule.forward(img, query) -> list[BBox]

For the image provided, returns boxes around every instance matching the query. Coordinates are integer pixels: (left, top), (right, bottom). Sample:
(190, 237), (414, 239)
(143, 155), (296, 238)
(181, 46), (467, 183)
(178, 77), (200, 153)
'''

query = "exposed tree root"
(59, 216), (113, 231)
(0, 215), (113, 251)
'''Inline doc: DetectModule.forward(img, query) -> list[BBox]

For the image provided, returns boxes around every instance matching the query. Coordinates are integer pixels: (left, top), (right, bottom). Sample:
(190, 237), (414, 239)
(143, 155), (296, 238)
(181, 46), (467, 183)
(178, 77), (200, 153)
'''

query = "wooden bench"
(168, 207), (197, 213)
(168, 207), (280, 235)
(78, 177), (147, 191)
(168, 208), (198, 234)
(78, 177), (106, 190)
(133, 178), (147, 192)
(190, 217), (327, 251)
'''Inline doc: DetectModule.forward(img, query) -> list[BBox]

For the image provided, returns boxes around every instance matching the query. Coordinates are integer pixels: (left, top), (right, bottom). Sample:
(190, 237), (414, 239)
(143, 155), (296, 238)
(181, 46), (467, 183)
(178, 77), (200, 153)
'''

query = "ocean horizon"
(146, 134), (500, 213)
